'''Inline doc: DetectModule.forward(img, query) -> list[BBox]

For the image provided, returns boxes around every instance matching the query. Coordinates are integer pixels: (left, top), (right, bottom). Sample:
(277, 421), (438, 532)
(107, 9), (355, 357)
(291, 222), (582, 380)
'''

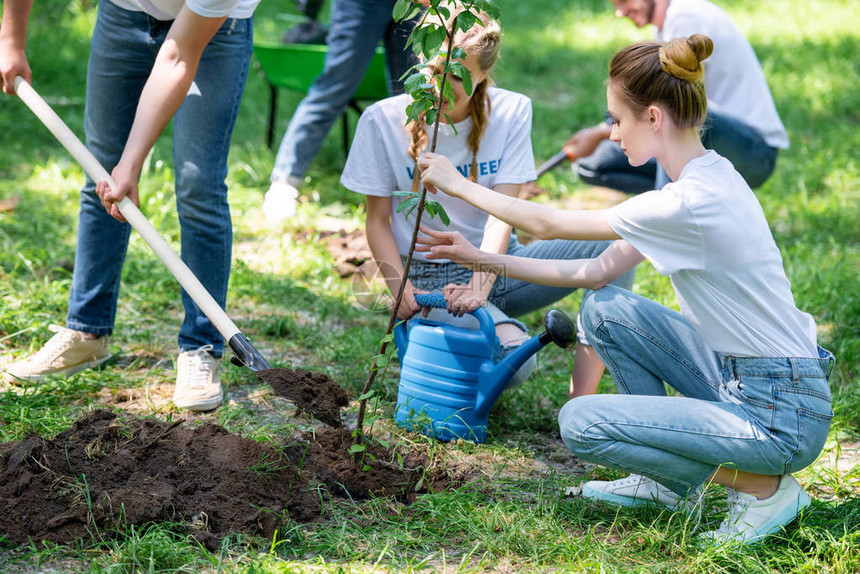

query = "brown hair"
(609, 34), (714, 129)
(407, 8), (501, 192)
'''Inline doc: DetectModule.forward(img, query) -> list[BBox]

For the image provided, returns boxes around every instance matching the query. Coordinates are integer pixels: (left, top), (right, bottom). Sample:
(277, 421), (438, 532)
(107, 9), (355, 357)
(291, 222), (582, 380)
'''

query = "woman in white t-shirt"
(341, 9), (633, 388)
(415, 35), (833, 545)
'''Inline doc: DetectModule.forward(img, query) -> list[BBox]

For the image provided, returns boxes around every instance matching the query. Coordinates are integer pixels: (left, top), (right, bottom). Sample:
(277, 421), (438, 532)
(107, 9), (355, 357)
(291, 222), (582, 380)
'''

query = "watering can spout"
(474, 309), (576, 417)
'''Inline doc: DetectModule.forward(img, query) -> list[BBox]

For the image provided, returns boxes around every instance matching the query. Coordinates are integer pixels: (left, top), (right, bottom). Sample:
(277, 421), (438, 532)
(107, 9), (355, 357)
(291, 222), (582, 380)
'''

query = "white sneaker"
(3, 324), (110, 383)
(699, 474), (811, 545)
(583, 474), (699, 513)
(173, 345), (223, 412)
(262, 181), (299, 222)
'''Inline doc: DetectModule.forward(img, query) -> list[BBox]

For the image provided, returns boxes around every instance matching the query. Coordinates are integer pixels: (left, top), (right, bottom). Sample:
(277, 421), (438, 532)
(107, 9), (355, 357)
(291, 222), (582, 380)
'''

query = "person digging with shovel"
(0, 0), (259, 411)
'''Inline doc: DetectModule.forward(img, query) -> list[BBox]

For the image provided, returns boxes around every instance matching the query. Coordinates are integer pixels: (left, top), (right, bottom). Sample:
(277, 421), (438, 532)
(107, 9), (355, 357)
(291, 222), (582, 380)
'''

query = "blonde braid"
(467, 79), (491, 181)
(407, 112), (429, 192)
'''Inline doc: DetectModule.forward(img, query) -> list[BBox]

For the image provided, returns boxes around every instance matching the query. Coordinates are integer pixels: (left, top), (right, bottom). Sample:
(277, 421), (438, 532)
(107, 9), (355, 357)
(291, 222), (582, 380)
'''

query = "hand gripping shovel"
(15, 77), (352, 426)
(13, 76), (270, 373)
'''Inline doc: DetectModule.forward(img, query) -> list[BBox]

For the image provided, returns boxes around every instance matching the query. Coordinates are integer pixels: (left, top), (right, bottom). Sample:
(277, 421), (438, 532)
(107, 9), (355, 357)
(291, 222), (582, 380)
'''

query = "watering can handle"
(395, 293), (497, 365)
(413, 293), (497, 341)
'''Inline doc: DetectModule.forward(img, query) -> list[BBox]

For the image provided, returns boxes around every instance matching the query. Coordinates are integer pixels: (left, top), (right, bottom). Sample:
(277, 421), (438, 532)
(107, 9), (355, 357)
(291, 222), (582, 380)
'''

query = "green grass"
(0, 0), (858, 571)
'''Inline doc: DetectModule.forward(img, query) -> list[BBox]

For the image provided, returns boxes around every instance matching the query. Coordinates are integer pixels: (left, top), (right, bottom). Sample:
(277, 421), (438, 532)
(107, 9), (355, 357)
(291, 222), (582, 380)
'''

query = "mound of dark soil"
(0, 409), (465, 550)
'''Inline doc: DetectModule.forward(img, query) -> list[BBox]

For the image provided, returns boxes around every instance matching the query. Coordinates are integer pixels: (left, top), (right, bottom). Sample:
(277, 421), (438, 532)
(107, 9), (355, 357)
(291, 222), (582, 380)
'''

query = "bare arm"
(417, 152), (619, 241)
(444, 182), (517, 315)
(418, 227), (643, 290)
(366, 195), (420, 320)
(97, 6), (227, 221)
(0, 0), (34, 94)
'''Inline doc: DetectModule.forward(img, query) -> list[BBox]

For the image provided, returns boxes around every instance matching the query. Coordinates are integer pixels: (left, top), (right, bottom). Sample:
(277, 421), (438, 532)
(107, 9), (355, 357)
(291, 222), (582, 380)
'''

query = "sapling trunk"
(355, 7), (461, 437)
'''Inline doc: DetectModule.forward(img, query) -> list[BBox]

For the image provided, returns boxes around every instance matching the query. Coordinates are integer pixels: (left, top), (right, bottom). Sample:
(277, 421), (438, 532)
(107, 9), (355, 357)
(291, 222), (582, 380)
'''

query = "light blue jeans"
(559, 286), (834, 496)
(68, 1), (253, 357)
(271, 0), (416, 183)
(407, 237), (636, 321)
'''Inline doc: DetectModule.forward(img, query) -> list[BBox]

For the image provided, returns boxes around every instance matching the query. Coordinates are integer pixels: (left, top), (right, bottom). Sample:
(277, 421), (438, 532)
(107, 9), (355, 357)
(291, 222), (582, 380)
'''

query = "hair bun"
(658, 34), (714, 82)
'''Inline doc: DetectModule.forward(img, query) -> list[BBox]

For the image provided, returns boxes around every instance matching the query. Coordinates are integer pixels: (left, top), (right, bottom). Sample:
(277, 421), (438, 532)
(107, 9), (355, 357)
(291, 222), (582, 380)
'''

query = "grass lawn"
(0, 0), (858, 571)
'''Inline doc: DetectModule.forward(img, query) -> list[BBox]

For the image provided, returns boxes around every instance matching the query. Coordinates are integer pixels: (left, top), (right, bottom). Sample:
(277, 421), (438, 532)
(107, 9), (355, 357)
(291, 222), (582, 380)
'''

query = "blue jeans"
(272, 0), (416, 183)
(559, 286), (834, 496)
(407, 237), (637, 319)
(577, 109), (779, 194)
(68, 1), (253, 357)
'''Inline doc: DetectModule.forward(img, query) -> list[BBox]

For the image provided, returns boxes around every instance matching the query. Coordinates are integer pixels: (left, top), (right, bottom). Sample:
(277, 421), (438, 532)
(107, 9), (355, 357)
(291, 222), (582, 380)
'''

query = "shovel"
(536, 146), (576, 179)
(13, 76), (270, 373)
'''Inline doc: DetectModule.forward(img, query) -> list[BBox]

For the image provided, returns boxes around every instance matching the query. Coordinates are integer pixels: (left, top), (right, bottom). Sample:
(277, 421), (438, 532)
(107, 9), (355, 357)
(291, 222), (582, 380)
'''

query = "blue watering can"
(393, 293), (575, 443)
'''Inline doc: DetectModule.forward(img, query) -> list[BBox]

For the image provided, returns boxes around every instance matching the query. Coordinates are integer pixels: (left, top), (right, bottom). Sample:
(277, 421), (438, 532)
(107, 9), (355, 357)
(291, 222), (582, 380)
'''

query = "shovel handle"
(536, 147), (575, 179)
(13, 76), (242, 344)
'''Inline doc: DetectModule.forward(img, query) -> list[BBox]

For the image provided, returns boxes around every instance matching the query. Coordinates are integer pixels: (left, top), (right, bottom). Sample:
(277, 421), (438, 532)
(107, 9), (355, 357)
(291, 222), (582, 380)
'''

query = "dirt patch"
(322, 229), (372, 278)
(257, 368), (351, 427)
(292, 228), (371, 278)
(0, 409), (467, 549)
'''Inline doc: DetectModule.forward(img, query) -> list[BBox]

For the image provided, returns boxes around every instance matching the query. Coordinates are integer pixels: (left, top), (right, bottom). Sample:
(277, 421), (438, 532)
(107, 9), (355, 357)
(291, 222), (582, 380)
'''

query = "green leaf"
(392, 0), (410, 21)
(462, 71), (473, 97)
(348, 444), (366, 455)
(395, 197), (419, 217)
(406, 97), (432, 116)
(448, 61), (472, 96)
(449, 46), (467, 61)
(404, 72), (433, 94)
(424, 200), (451, 226)
(437, 204), (451, 226)
(393, 0), (420, 22)
(422, 25), (447, 57)
(364, 414), (379, 426)
(456, 10), (478, 32)
(357, 390), (375, 401)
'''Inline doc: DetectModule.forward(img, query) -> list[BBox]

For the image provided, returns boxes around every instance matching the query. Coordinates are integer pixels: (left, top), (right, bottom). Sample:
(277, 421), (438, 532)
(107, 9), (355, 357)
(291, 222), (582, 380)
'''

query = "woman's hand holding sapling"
(417, 152), (469, 197)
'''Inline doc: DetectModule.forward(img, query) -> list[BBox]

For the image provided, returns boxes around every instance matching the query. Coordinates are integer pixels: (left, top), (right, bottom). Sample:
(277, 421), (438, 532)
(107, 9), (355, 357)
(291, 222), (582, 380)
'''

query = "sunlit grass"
(0, 0), (857, 571)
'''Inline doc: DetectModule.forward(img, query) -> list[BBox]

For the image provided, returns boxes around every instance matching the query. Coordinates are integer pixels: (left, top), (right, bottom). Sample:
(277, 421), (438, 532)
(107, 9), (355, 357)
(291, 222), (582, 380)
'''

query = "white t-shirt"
(110, 0), (258, 21)
(341, 87), (536, 261)
(606, 151), (817, 358)
(661, 0), (788, 149)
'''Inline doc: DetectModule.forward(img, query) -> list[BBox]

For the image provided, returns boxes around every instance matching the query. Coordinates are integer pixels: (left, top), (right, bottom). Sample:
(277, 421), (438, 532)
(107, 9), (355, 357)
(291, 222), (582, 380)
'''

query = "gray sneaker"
(699, 474), (811, 545)
(173, 345), (223, 412)
(583, 474), (702, 514)
(3, 325), (110, 383)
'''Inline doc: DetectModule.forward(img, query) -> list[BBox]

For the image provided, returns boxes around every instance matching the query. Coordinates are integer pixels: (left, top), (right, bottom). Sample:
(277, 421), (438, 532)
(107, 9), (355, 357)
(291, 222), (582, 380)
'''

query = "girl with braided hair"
(341, 7), (632, 388)
(416, 34), (833, 544)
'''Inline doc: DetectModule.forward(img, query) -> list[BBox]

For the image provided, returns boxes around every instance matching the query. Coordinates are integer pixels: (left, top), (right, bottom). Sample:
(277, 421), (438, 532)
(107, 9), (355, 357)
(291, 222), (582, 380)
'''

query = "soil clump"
(257, 368), (350, 427)
(0, 409), (463, 549)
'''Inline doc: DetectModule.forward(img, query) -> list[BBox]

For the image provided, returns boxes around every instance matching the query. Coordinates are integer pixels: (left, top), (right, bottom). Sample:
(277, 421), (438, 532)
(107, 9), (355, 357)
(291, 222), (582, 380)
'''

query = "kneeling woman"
(415, 34), (833, 544)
